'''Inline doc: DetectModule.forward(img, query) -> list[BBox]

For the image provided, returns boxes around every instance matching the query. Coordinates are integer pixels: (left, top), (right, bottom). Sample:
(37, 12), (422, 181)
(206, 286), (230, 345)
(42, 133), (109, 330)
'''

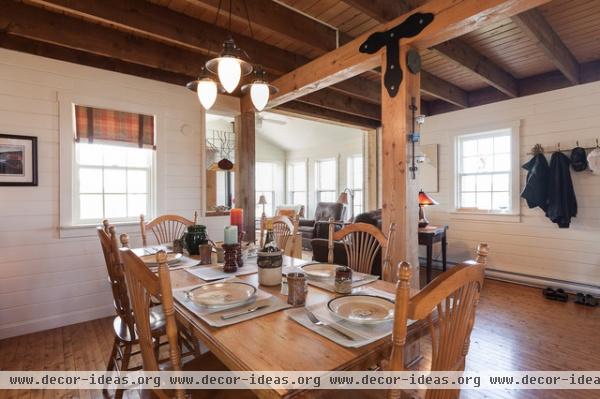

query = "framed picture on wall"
(0, 134), (38, 186)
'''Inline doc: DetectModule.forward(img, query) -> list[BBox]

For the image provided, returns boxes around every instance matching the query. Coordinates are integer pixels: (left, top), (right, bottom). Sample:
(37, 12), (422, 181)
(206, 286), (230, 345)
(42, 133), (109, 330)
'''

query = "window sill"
(59, 221), (141, 239)
(449, 210), (521, 223)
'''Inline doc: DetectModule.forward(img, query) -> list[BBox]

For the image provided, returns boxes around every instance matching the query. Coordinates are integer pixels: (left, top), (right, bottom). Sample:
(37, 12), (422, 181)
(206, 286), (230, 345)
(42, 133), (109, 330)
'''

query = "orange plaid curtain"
(74, 105), (155, 149)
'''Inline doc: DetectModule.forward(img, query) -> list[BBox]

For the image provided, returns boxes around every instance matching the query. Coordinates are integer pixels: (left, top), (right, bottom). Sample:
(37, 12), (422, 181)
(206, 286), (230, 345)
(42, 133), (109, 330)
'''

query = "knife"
(220, 304), (269, 320)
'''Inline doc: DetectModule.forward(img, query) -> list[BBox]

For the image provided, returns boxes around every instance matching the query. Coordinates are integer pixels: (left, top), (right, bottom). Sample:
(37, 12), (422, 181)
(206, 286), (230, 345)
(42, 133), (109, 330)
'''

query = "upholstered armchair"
(298, 202), (346, 250)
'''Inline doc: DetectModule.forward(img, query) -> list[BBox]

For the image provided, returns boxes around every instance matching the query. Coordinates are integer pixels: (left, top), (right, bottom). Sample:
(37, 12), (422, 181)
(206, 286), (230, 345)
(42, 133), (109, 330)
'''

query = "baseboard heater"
(420, 258), (600, 296)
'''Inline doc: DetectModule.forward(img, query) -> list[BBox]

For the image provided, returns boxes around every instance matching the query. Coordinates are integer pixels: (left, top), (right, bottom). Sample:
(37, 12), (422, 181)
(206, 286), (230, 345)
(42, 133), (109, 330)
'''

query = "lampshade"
(257, 195), (267, 205)
(337, 192), (349, 204)
(418, 190), (439, 206)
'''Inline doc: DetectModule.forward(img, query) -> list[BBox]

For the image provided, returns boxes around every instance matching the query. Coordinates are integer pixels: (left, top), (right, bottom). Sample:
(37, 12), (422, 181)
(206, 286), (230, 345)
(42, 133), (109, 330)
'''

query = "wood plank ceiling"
(2, 0), (600, 127)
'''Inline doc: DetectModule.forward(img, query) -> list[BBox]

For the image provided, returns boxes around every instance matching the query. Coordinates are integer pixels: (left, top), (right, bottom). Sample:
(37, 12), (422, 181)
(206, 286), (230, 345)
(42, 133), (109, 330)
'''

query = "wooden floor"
(0, 275), (598, 399)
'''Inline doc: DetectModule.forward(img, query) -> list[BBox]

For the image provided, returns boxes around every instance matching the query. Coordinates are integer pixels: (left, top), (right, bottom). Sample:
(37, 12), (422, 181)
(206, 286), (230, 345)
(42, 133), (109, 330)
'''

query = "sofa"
(311, 209), (383, 276)
(298, 202), (346, 250)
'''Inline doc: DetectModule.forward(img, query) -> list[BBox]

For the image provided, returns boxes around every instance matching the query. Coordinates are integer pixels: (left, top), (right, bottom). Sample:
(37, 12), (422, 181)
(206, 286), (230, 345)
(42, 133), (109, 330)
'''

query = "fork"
(304, 309), (355, 341)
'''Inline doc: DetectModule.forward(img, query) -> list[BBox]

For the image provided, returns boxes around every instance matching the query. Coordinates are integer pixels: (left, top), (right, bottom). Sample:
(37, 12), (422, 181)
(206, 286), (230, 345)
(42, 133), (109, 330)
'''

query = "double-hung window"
(287, 160), (307, 209)
(315, 158), (337, 202)
(255, 161), (276, 217)
(455, 128), (517, 214)
(72, 105), (155, 225)
(347, 154), (364, 216)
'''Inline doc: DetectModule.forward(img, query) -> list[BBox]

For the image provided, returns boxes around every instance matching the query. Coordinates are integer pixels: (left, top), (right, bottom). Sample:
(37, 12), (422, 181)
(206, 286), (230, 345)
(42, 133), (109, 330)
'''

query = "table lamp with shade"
(418, 190), (438, 228)
(337, 188), (354, 220)
(257, 195), (267, 218)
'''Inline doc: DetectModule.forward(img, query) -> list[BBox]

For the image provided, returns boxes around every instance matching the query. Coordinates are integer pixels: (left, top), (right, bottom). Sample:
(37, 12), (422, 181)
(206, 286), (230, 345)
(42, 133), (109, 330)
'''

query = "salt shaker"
(335, 266), (353, 294)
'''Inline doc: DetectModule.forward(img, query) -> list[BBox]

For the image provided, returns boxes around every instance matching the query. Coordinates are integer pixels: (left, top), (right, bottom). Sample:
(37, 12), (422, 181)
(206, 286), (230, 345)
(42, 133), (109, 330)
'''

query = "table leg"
(426, 242), (433, 283)
(442, 234), (447, 272)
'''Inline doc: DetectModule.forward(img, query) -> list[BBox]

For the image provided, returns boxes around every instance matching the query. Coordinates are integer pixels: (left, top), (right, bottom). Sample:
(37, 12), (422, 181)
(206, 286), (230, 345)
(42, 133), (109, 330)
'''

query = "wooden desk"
(418, 225), (448, 284)
(168, 256), (424, 399)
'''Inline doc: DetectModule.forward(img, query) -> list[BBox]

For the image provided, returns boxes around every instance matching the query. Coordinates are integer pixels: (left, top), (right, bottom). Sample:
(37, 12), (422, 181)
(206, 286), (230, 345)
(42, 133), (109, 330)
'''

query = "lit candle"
(224, 225), (238, 245)
(230, 208), (244, 233)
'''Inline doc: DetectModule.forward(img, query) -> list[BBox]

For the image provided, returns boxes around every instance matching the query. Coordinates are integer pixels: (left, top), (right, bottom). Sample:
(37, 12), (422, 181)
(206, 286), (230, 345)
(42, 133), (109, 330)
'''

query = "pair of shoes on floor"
(542, 287), (568, 302)
(575, 293), (598, 307)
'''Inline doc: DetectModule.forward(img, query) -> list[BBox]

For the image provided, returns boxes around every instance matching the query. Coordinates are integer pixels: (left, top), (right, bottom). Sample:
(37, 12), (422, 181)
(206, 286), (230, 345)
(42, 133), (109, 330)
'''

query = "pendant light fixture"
(242, 67), (279, 111)
(187, 0), (277, 109)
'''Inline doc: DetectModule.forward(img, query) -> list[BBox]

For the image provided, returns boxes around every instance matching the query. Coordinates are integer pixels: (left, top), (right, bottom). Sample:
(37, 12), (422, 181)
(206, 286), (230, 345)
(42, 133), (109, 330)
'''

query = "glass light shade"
(418, 190), (439, 206)
(217, 57), (241, 93)
(196, 79), (217, 110)
(250, 82), (270, 111)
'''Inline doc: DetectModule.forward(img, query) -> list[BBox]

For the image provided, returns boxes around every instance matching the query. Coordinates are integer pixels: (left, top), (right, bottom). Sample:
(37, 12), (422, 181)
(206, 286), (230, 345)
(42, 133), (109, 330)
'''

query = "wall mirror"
(205, 114), (236, 214)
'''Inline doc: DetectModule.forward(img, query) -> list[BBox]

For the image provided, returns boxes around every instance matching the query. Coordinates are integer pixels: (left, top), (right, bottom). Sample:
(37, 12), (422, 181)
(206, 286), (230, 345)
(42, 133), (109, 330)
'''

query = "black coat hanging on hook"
(359, 13), (434, 97)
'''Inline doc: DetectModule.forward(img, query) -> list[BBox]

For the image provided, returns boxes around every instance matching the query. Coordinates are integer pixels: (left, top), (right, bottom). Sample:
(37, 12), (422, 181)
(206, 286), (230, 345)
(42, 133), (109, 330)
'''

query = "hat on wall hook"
(359, 12), (434, 97)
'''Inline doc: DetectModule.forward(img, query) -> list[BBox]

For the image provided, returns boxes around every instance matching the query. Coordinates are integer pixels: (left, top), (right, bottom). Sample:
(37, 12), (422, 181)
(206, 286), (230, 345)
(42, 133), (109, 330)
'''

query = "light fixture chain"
(242, 0), (255, 40)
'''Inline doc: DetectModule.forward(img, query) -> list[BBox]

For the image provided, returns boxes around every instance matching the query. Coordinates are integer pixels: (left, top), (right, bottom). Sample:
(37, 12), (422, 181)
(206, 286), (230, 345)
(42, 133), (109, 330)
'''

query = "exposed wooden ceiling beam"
(0, 33), (191, 86)
(328, 77), (381, 104)
(0, 1), (207, 77)
(24, 0), (306, 76)
(512, 9), (580, 84)
(427, 60), (600, 115)
(274, 101), (381, 129)
(341, 0), (518, 98)
(298, 90), (381, 120)
(421, 70), (468, 108)
(269, 0), (550, 108)
(431, 40), (518, 97)
(339, 0), (407, 22)
(184, 0), (338, 53)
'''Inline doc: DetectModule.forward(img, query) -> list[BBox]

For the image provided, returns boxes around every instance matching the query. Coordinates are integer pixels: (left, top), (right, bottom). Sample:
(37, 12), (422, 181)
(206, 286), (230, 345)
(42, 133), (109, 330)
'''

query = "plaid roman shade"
(74, 105), (155, 149)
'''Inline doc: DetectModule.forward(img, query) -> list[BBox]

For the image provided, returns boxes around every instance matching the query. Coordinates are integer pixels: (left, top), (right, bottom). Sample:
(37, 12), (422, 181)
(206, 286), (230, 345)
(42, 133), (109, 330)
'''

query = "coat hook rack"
(527, 139), (600, 155)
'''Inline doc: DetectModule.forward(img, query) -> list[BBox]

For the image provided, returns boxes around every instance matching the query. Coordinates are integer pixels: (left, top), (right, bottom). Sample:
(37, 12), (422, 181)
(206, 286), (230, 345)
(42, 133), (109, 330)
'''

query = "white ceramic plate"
(327, 295), (394, 324)
(300, 263), (342, 279)
(185, 282), (257, 308)
(140, 252), (182, 266)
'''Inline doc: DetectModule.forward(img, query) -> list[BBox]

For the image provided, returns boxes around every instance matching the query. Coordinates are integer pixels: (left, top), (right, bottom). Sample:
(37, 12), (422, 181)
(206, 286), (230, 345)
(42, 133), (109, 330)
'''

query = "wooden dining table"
(165, 255), (424, 399)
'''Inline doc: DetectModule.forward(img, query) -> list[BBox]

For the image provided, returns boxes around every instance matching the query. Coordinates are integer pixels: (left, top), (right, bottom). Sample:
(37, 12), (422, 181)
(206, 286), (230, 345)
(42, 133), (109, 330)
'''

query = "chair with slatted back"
(97, 221), (166, 399)
(327, 220), (396, 281)
(140, 211), (198, 247)
(385, 249), (487, 399)
(120, 248), (256, 399)
(260, 214), (301, 258)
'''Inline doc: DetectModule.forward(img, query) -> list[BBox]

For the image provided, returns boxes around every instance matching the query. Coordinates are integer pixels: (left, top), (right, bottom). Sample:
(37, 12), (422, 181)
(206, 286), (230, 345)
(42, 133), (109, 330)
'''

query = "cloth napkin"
(186, 263), (258, 281)
(286, 286), (411, 348)
(173, 279), (291, 327)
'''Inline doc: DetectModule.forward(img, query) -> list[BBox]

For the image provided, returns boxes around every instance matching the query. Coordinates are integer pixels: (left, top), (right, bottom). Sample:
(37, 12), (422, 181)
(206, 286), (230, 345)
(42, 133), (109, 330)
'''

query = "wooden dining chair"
(140, 211), (198, 247)
(97, 221), (166, 399)
(120, 248), (256, 399)
(327, 220), (396, 280)
(385, 251), (487, 399)
(260, 214), (301, 258)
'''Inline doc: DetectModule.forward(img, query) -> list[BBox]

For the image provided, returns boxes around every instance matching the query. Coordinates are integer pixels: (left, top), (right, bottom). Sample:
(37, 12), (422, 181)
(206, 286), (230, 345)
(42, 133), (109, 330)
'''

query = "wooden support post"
(381, 46), (420, 290)
(235, 97), (256, 243)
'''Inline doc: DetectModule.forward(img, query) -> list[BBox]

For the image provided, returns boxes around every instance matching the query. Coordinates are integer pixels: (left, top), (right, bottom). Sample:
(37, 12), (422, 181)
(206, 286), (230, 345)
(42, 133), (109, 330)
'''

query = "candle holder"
(236, 231), (245, 267)
(222, 243), (239, 273)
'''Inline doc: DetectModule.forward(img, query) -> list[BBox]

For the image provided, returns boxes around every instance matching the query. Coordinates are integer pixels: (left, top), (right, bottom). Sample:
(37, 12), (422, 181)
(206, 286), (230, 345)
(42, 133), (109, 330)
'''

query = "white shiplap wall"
(421, 81), (600, 289)
(0, 49), (212, 339)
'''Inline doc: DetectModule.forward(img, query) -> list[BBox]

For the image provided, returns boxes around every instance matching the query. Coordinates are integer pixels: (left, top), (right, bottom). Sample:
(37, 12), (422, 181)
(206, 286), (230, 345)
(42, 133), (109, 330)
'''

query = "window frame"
(346, 154), (364, 216)
(72, 143), (155, 225)
(286, 160), (307, 211)
(58, 92), (165, 237)
(450, 121), (521, 221)
(255, 161), (277, 217)
(315, 157), (338, 204)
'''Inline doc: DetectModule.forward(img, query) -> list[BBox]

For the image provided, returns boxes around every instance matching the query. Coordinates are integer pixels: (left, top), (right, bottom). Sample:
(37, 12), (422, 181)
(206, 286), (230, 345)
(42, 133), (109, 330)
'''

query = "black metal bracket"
(359, 12), (434, 97)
